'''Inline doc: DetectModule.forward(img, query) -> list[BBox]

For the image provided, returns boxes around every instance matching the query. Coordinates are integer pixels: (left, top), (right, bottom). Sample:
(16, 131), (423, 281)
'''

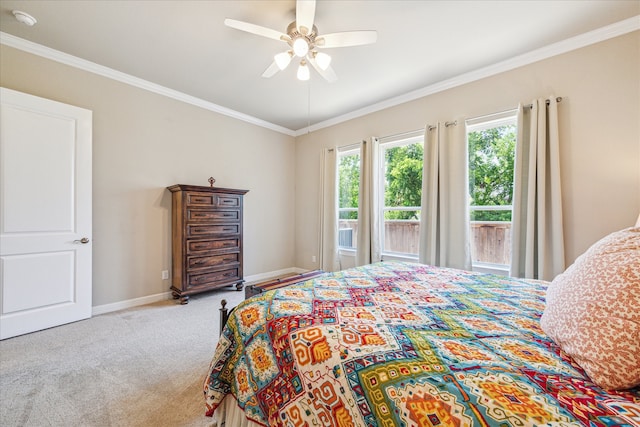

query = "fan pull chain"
(307, 81), (311, 133)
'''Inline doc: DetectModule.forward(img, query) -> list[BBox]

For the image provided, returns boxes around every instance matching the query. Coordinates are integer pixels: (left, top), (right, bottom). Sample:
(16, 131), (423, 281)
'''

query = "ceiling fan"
(224, 0), (377, 82)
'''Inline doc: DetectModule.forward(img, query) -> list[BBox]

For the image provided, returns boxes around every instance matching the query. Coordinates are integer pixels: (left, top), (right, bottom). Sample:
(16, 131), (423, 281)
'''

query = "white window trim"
(466, 109), (518, 131)
(472, 262), (510, 275)
(337, 145), (361, 251)
(467, 111), (517, 272)
(381, 253), (419, 263)
(378, 132), (424, 258)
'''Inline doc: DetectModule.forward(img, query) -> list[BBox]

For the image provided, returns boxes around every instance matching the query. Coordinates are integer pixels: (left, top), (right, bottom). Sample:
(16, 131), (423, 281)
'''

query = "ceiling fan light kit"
(274, 51), (293, 70)
(293, 37), (310, 57)
(224, 0), (376, 82)
(314, 52), (331, 71)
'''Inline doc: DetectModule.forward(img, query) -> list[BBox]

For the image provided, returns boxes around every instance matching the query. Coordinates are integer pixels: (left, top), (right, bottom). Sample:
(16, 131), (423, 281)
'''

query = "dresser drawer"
(187, 253), (239, 270)
(187, 238), (239, 253)
(186, 192), (241, 208)
(215, 195), (241, 208)
(187, 224), (239, 237)
(187, 268), (240, 289)
(187, 209), (239, 222)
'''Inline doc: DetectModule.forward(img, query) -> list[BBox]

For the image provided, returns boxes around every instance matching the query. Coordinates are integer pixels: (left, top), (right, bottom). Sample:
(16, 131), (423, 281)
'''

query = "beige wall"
(1, 45), (296, 307)
(295, 32), (640, 272)
(2, 31), (639, 308)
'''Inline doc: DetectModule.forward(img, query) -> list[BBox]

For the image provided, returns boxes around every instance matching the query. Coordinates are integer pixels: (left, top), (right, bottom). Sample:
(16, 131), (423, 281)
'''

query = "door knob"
(74, 237), (90, 244)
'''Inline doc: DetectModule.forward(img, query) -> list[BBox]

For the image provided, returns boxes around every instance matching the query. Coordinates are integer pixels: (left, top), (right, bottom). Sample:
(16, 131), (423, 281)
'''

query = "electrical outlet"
(311, 255), (317, 263)
(161, 270), (169, 280)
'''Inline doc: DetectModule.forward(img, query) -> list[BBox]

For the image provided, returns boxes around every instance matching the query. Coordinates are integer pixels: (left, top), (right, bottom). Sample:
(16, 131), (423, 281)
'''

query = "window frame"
(377, 131), (424, 260)
(337, 144), (361, 254)
(466, 110), (518, 274)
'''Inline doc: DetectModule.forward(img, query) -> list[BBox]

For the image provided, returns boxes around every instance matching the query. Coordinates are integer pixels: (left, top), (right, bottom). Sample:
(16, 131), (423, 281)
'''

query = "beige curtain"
(320, 147), (339, 272)
(419, 121), (471, 270)
(356, 138), (381, 266)
(510, 97), (565, 280)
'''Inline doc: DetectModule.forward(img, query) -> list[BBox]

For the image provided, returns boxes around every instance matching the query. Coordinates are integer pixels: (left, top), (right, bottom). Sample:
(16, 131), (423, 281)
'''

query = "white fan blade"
(308, 56), (337, 83)
(262, 61), (281, 78)
(316, 31), (377, 48)
(224, 18), (288, 42)
(296, 0), (316, 35)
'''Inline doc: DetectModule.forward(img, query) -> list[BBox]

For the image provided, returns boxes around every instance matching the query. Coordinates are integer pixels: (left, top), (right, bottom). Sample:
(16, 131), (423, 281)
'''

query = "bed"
(204, 260), (640, 426)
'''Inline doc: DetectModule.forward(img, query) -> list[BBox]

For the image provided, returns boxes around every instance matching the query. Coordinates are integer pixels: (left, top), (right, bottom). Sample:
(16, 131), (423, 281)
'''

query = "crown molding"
(295, 15), (640, 136)
(2, 14), (637, 139)
(0, 31), (297, 137)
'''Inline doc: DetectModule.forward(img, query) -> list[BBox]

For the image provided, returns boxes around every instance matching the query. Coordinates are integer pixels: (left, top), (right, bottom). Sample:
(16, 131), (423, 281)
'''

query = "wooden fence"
(470, 222), (511, 265)
(338, 220), (511, 265)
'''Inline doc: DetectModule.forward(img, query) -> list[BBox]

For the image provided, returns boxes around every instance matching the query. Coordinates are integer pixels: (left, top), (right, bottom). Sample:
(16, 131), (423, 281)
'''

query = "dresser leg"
(171, 291), (180, 300)
(179, 295), (190, 305)
(235, 282), (244, 291)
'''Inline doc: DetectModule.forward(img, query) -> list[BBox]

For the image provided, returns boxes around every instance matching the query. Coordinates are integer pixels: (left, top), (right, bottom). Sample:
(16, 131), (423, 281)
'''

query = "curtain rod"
(334, 96), (563, 142)
(524, 96), (563, 109)
(427, 121), (457, 131)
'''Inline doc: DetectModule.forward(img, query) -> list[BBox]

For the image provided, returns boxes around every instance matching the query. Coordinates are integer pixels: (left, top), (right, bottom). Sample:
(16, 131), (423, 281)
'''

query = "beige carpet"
(0, 288), (246, 427)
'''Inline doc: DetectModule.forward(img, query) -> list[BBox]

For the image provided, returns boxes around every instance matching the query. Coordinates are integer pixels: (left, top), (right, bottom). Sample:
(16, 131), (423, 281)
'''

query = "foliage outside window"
(468, 124), (516, 221)
(338, 148), (359, 249)
(336, 135), (424, 256)
(380, 135), (423, 256)
(384, 141), (423, 221)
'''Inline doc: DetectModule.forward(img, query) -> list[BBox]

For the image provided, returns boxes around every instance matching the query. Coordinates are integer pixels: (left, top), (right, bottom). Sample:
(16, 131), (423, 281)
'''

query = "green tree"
(384, 143), (423, 220)
(468, 125), (516, 221)
(338, 127), (515, 223)
(338, 153), (359, 219)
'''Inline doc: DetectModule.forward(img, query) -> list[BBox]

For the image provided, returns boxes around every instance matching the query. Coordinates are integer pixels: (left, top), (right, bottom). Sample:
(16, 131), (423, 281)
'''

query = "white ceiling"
(1, 1), (639, 135)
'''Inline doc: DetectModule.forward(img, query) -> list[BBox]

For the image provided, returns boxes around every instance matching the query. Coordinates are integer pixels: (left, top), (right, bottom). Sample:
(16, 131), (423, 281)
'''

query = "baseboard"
(91, 266), (307, 316)
(92, 291), (173, 316)
(243, 267), (306, 284)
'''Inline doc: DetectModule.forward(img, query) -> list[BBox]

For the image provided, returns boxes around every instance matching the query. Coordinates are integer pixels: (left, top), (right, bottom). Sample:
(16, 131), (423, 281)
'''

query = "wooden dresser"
(167, 184), (249, 304)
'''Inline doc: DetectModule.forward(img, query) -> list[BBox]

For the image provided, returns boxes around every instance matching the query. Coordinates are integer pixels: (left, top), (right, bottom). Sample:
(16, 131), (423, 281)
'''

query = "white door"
(0, 87), (92, 340)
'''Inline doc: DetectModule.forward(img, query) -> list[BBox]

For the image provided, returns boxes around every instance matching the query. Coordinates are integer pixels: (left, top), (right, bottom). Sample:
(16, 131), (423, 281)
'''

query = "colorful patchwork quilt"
(204, 261), (640, 426)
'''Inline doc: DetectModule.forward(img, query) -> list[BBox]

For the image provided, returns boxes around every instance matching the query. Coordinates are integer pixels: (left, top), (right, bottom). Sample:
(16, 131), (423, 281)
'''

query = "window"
(336, 118), (516, 266)
(337, 146), (360, 250)
(336, 133), (424, 258)
(379, 132), (423, 257)
(467, 111), (517, 271)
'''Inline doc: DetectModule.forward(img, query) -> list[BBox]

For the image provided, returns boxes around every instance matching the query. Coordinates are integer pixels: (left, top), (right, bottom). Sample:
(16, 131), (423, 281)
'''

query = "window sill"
(338, 248), (356, 257)
(381, 253), (419, 263)
(472, 262), (510, 276)
(338, 250), (419, 264)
